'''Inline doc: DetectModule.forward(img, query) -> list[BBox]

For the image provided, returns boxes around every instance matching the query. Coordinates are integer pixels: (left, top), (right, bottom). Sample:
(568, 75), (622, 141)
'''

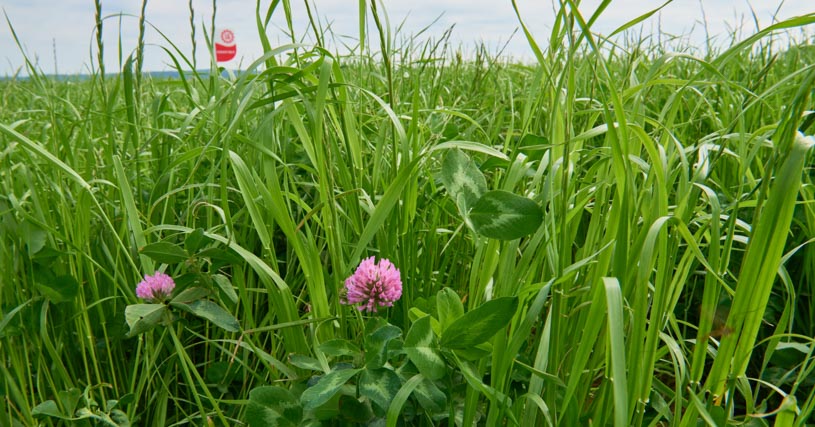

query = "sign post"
(215, 29), (236, 62)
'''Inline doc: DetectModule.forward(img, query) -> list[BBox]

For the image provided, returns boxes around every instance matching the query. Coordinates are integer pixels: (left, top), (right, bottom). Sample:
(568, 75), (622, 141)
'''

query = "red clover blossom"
(343, 256), (402, 312)
(135, 272), (175, 302)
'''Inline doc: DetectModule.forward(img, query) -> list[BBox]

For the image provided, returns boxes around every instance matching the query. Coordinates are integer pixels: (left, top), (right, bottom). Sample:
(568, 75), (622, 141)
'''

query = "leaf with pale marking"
(437, 287), (464, 331)
(140, 241), (189, 264)
(364, 323), (402, 369)
(245, 386), (302, 427)
(125, 304), (168, 337)
(414, 377), (446, 413)
(172, 300), (240, 332)
(300, 368), (362, 410)
(359, 368), (402, 411)
(441, 148), (487, 216)
(469, 190), (543, 240)
(404, 316), (446, 380)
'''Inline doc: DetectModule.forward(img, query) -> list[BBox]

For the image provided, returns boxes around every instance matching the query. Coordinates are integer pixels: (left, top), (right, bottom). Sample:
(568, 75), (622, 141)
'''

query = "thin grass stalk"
(136, 0), (148, 88)
(302, 0), (323, 48)
(368, 0), (398, 171)
(690, 185), (723, 385)
(94, 0), (106, 85)
(358, 0), (366, 52)
(211, 0), (216, 53)
(189, 0), (197, 70)
(168, 326), (230, 425)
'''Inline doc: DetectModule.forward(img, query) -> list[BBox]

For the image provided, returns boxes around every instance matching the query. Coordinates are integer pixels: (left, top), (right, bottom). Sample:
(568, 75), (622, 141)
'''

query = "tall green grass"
(1, 0), (815, 425)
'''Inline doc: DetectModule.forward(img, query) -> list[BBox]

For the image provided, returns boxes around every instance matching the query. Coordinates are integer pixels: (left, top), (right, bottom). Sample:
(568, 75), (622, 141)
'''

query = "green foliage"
(2, 1), (815, 425)
(441, 147), (544, 240)
(363, 319), (402, 369)
(404, 315), (446, 380)
(139, 241), (190, 264)
(124, 304), (169, 337)
(441, 148), (488, 216)
(253, 288), (521, 425)
(122, 241), (242, 338)
(32, 386), (132, 426)
(246, 386), (302, 427)
(171, 299), (240, 333)
(300, 368), (363, 411)
(468, 190), (543, 240)
(439, 296), (518, 349)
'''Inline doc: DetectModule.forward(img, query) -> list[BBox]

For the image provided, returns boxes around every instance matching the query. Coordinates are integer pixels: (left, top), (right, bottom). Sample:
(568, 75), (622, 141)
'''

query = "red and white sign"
(215, 29), (236, 62)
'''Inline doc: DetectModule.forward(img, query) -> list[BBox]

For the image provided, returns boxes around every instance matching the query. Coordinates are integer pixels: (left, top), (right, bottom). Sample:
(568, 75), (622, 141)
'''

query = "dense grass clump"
(2, 1), (815, 425)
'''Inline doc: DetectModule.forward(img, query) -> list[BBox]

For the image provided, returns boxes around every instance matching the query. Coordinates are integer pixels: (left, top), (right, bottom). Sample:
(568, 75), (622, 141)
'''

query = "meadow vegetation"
(2, 1), (815, 425)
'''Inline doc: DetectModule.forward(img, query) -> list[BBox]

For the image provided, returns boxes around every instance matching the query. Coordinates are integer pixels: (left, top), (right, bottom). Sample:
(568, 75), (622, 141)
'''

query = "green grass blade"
(113, 155), (154, 273)
(603, 277), (629, 426)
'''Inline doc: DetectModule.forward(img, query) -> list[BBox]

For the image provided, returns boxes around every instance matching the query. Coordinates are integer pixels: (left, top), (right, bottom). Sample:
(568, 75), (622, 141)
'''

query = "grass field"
(2, 1), (815, 425)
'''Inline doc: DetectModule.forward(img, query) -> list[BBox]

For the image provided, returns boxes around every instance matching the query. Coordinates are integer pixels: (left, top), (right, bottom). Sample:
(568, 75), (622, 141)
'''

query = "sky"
(0, 0), (812, 76)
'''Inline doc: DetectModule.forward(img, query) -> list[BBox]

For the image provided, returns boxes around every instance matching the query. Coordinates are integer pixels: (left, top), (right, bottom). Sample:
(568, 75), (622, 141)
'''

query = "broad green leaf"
(319, 339), (361, 358)
(300, 368), (362, 411)
(31, 246), (62, 266)
(184, 228), (210, 253)
(408, 307), (442, 335)
(364, 322), (402, 369)
(776, 342), (811, 354)
(139, 241), (189, 264)
(245, 386), (302, 427)
(36, 275), (79, 303)
(518, 133), (550, 161)
(108, 409), (130, 426)
(170, 287), (210, 304)
(404, 316), (446, 380)
(32, 400), (69, 419)
(212, 274), (239, 305)
(413, 378), (446, 413)
(124, 304), (168, 337)
(440, 296), (519, 349)
(338, 395), (374, 423)
(441, 148), (488, 215)
(20, 220), (46, 255)
(289, 354), (323, 371)
(359, 368), (402, 411)
(172, 300), (240, 332)
(57, 388), (81, 417)
(469, 190), (543, 240)
(442, 122), (460, 140)
(206, 361), (235, 384)
(436, 287), (464, 331)
(453, 343), (493, 361)
(407, 306), (429, 322)
(771, 341), (812, 368)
